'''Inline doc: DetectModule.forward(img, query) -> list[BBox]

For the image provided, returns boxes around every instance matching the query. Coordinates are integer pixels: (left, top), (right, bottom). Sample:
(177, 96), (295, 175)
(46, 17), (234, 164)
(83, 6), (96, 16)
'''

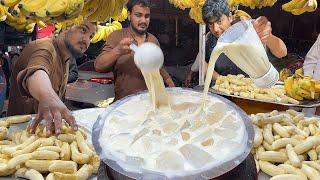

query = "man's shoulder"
(147, 32), (159, 44)
(110, 28), (130, 38)
(106, 28), (130, 43)
(28, 38), (55, 52)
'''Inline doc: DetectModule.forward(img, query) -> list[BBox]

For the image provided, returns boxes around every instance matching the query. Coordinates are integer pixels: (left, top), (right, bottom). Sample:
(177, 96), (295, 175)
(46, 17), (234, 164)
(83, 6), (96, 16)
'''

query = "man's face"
(207, 14), (232, 38)
(128, 4), (150, 35)
(64, 21), (96, 58)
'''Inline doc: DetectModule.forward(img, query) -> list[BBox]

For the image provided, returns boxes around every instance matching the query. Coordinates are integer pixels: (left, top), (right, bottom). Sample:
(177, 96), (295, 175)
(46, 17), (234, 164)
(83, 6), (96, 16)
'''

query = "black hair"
(127, 0), (151, 12)
(202, 0), (230, 24)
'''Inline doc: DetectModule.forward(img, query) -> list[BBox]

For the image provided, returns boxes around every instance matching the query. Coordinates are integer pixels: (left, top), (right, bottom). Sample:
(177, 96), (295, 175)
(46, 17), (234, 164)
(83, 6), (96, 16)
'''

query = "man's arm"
(266, 34), (287, 58)
(253, 16), (287, 58)
(27, 70), (77, 135)
(303, 35), (320, 77)
(160, 67), (175, 87)
(94, 38), (133, 73)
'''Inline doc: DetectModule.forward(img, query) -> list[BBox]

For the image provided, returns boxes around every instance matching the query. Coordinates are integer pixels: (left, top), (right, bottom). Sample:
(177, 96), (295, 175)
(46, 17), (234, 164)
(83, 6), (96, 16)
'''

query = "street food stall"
(0, 0), (319, 179)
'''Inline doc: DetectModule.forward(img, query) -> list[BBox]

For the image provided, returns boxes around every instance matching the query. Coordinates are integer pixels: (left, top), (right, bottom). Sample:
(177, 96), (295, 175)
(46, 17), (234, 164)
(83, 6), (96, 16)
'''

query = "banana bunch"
(228, 0), (277, 9)
(282, 0), (317, 15)
(233, 9), (252, 19)
(0, 0), (20, 8)
(189, 7), (204, 24)
(83, 0), (128, 22)
(0, 4), (8, 21)
(112, 7), (127, 22)
(54, 15), (84, 33)
(2, 0), (84, 22)
(5, 12), (37, 32)
(168, 0), (196, 10)
(284, 68), (320, 101)
(90, 21), (122, 43)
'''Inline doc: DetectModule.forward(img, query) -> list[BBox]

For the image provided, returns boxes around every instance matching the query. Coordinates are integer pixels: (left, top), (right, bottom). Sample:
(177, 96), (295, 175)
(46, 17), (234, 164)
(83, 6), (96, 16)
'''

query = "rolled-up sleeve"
(17, 49), (53, 97)
(303, 35), (320, 77)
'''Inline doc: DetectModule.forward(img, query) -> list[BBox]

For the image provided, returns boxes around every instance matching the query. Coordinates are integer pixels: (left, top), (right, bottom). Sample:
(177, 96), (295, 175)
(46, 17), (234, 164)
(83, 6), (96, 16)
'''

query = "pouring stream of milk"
(202, 42), (271, 108)
(132, 43), (171, 111)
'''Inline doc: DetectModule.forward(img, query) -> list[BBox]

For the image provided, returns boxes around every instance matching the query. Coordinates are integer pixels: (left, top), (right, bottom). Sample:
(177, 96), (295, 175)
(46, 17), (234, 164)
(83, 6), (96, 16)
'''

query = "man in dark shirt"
(202, 0), (287, 80)
(95, 0), (174, 100)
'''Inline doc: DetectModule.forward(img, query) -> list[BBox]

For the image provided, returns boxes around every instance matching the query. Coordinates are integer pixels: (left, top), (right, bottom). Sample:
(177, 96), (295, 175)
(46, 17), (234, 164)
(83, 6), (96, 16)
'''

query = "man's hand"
(113, 38), (134, 55)
(253, 16), (272, 44)
(30, 95), (77, 136)
(164, 77), (175, 87)
(185, 70), (194, 87)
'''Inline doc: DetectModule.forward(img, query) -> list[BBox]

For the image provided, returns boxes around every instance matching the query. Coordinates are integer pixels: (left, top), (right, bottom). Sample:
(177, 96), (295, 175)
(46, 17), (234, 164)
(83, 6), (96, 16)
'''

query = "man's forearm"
(266, 34), (287, 58)
(94, 48), (121, 73)
(27, 70), (59, 102)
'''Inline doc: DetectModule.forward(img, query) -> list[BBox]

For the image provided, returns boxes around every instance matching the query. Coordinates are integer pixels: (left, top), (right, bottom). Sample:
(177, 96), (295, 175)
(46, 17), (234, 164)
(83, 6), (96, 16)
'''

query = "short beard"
(130, 24), (147, 35)
(63, 34), (84, 59)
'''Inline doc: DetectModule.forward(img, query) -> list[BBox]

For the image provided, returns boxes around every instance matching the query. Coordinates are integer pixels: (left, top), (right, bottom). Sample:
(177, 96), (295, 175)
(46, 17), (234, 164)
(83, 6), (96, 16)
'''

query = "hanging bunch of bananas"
(53, 14), (84, 34)
(168, 0), (205, 10)
(284, 68), (320, 101)
(90, 21), (122, 43)
(227, 0), (278, 9)
(112, 7), (127, 22)
(233, 9), (252, 20)
(189, 7), (204, 24)
(0, 0), (85, 23)
(0, 4), (8, 21)
(168, 0), (196, 10)
(5, 12), (46, 33)
(82, 0), (128, 22)
(282, 0), (317, 15)
(168, 0), (205, 24)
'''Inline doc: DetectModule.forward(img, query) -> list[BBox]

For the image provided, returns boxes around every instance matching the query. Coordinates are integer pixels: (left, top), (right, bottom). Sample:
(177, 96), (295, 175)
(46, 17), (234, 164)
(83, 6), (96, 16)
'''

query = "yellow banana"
(112, 0), (124, 19)
(284, 76), (294, 97)
(111, 21), (122, 29)
(87, 0), (109, 22)
(36, 20), (46, 28)
(31, 1), (55, 19)
(1, 0), (20, 8)
(305, 0), (317, 12)
(15, 15), (26, 24)
(113, 7), (127, 21)
(0, 14), (6, 21)
(291, 78), (304, 101)
(46, 0), (68, 17)
(282, 0), (302, 12)
(18, 0), (47, 15)
(80, 0), (100, 18)
(64, 0), (84, 19)
(98, 0), (115, 22)
(25, 22), (35, 32)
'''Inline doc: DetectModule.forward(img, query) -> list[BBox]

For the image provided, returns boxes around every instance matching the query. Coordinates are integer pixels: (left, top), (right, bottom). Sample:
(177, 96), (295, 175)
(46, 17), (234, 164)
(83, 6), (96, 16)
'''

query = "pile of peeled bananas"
(90, 21), (122, 43)
(283, 68), (320, 102)
(0, 114), (99, 179)
(213, 74), (300, 104)
(251, 109), (320, 179)
(0, 0), (128, 33)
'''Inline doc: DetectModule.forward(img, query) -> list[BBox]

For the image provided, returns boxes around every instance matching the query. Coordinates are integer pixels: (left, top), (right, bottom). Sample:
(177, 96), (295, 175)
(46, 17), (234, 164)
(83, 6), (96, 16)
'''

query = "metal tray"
(92, 87), (255, 180)
(209, 88), (320, 108)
